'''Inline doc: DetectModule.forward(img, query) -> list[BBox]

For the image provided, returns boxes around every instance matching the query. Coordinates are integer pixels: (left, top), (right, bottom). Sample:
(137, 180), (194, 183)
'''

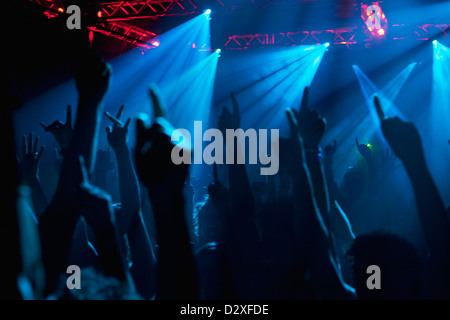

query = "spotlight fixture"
(325, 42), (330, 47)
(204, 9), (212, 20)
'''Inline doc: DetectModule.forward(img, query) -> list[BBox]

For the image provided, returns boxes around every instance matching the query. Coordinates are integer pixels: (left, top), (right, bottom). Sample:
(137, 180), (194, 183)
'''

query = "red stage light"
(58, 8), (64, 13)
(97, 11), (103, 18)
(151, 40), (160, 47)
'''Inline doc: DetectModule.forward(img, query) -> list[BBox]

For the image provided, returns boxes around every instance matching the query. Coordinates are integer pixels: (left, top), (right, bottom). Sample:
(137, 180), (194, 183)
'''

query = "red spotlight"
(57, 7), (64, 13)
(192, 43), (196, 49)
(151, 40), (160, 47)
(97, 10), (103, 18)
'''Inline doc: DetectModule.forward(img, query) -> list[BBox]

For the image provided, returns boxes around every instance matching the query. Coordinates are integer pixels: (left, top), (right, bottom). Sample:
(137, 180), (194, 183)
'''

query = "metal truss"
(224, 24), (450, 49)
(28, 0), (159, 48)
(94, 0), (199, 21)
(225, 27), (358, 49)
(87, 22), (158, 49)
(27, 0), (450, 51)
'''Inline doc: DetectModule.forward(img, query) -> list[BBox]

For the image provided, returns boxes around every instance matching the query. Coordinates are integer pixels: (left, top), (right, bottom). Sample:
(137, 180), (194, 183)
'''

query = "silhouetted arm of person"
(38, 48), (112, 295)
(295, 88), (333, 244)
(323, 139), (355, 254)
(76, 156), (135, 288)
(207, 163), (254, 299)
(217, 93), (260, 298)
(295, 87), (340, 266)
(323, 139), (343, 203)
(105, 105), (157, 299)
(134, 85), (198, 300)
(285, 107), (355, 299)
(374, 96), (450, 299)
(16, 132), (48, 219)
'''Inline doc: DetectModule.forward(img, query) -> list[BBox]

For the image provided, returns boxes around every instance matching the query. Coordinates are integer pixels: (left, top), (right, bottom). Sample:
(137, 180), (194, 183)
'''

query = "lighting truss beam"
(225, 28), (358, 49)
(95, 0), (199, 21)
(87, 22), (158, 49)
(28, 0), (159, 49)
(224, 24), (450, 49)
(391, 24), (450, 41)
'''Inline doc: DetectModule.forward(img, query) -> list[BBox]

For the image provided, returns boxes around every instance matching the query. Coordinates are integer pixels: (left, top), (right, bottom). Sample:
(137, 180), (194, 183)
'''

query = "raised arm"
(76, 155), (135, 288)
(38, 48), (112, 295)
(104, 105), (157, 299)
(295, 88), (332, 240)
(217, 93), (260, 297)
(104, 106), (139, 232)
(374, 96), (450, 299)
(134, 85), (197, 300)
(16, 132), (47, 219)
(285, 106), (355, 299)
(323, 140), (355, 255)
(294, 87), (341, 265)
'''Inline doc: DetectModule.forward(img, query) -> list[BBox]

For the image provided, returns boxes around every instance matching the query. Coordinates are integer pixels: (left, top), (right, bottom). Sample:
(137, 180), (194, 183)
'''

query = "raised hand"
(374, 95), (450, 299)
(40, 105), (73, 152)
(296, 87), (326, 150)
(218, 92), (240, 132)
(16, 132), (45, 186)
(135, 85), (189, 192)
(134, 84), (198, 299)
(355, 138), (372, 159)
(74, 48), (112, 103)
(105, 105), (131, 151)
(374, 96), (423, 162)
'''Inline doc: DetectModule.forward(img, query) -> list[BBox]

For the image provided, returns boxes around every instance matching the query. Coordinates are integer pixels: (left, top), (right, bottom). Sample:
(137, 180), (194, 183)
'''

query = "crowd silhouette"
(7, 44), (450, 301)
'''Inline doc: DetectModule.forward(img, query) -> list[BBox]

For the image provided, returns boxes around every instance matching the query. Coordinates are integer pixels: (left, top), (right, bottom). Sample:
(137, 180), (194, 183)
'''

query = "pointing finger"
(374, 95), (385, 121)
(116, 105), (125, 120)
(104, 111), (122, 126)
(299, 86), (309, 114)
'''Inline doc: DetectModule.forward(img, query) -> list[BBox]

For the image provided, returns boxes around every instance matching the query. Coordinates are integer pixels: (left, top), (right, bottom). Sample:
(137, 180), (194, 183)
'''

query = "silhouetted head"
(346, 232), (421, 300)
